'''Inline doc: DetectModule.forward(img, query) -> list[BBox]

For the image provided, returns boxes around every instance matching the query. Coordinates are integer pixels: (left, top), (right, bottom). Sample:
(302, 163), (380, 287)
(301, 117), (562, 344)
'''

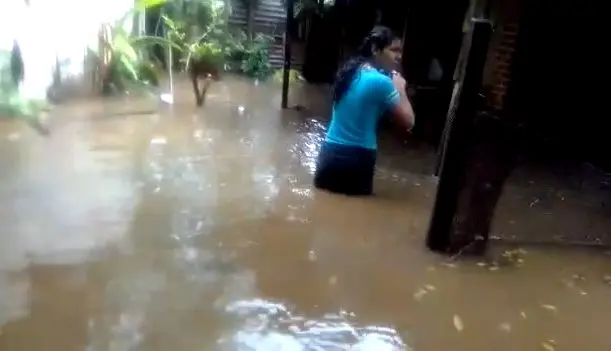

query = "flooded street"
(1, 76), (610, 350)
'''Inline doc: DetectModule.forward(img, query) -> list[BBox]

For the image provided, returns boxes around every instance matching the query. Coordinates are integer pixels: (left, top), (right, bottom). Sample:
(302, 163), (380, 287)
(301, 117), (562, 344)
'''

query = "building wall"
(229, 0), (287, 68)
(0, 0), (135, 101)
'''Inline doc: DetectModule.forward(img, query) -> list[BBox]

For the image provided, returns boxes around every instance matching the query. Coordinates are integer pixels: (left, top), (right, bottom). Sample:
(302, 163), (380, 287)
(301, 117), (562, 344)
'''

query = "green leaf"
(131, 35), (184, 52)
(119, 55), (139, 81)
(135, 0), (168, 10)
(113, 35), (138, 62)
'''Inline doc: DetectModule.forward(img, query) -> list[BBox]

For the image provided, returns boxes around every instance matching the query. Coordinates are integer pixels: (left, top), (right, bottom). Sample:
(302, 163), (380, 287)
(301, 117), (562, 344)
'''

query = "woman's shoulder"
(357, 66), (393, 86)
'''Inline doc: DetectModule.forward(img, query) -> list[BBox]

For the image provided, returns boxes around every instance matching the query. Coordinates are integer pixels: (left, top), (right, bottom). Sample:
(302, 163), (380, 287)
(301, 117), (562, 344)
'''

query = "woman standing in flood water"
(314, 26), (415, 196)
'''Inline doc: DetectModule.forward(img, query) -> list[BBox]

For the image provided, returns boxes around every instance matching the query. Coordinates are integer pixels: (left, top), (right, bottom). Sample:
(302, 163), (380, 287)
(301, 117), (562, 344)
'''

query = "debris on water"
(498, 249), (527, 267)
(579, 290), (588, 296)
(476, 262), (487, 267)
(440, 262), (457, 269)
(453, 315), (464, 332)
(541, 339), (557, 351)
(498, 322), (512, 332)
(572, 274), (586, 281)
(488, 265), (500, 271)
(540, 304), (558, 313)
(413, 288), (427, 301)
(150, 137), (167, 145)
(414, 284), (437, 301)
(308, 250), (317, 261)
(238, 106), (245, 114)
(520, 311), (527, 319)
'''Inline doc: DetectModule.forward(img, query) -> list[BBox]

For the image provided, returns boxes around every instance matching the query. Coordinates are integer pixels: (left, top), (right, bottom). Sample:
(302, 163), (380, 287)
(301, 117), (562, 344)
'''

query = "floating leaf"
(413, 288), (427, 301)
(541, 304), (558, 312)
(498, 322), (511, 332)
(541, 341), (555, 351)
(453, 315), (464, 332)
(424, 284), (436, 292)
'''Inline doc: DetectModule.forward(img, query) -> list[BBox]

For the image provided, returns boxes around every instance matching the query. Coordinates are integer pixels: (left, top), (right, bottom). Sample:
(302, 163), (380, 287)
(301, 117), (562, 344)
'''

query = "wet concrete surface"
(1, 75), (611, 350)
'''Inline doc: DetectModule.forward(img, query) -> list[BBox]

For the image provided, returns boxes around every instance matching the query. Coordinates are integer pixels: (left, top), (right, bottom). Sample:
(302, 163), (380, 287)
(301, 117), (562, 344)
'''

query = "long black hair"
(333, 26), (398, 103)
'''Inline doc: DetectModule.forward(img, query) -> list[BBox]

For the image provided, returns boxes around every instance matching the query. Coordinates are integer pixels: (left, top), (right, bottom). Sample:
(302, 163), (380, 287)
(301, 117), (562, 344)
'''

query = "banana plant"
(95, 0), (181, 94)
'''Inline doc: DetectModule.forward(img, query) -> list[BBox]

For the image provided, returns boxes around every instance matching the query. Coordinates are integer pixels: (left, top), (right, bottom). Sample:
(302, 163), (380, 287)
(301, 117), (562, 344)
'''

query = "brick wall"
(486, 23), (518, 110)
(482, 0), (522, 111)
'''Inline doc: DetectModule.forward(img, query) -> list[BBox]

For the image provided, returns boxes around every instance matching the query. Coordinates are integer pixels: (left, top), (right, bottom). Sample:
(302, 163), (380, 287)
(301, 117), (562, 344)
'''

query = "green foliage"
(96, 0), (172, 94)
(160, 14), (224, 72)
(273, 68), (302, 84)
(163, 0), (224, 32)
(240, 45), (271, 79)
(190, 42), (224, 66)
(226, 32), (273, 79)
(0, 47), (47, 119)
(146, 0), (272, 80)
(159, 0), (229, 74)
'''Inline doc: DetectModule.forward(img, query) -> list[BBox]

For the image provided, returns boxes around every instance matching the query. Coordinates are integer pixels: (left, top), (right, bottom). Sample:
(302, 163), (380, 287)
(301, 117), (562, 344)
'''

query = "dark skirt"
(314, 142), (377, 196)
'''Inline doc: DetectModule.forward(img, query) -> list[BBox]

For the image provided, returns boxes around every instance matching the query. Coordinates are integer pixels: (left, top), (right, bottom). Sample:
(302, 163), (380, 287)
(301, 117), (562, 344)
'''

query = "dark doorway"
(510, 0), (606, 167)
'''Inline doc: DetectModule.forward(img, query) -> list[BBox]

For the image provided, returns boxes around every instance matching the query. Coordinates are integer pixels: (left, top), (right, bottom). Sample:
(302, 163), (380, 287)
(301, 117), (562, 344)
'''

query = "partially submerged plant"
(94, 0), (174, 95)
(226, 31), (273, 79)
(160, 3), (228, 105)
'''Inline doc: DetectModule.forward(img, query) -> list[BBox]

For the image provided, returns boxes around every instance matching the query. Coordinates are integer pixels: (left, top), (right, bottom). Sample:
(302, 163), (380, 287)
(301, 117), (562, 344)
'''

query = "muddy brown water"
(1, 76), (610, 350)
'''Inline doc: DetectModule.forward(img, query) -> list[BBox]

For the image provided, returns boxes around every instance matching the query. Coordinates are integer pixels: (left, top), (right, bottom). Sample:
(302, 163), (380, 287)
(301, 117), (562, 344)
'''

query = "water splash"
(220, 298), (411, 350)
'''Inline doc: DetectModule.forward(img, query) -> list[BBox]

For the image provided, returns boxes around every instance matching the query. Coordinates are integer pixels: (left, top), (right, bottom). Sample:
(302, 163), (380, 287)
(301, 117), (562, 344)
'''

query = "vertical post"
(247, 0), (256, 39)
(426, 19), (493, 254)
(281, 0), (294, 109)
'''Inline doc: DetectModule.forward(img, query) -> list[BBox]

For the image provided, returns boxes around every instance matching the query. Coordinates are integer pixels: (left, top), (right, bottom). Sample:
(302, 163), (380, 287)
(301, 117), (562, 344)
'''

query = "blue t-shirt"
(325, 68), (400, 150)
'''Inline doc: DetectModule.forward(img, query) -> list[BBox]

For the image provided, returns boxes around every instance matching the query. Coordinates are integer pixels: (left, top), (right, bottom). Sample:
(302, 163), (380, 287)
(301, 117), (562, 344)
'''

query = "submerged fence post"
(281, 0), (294, 109)
(426, 19), (493, 255)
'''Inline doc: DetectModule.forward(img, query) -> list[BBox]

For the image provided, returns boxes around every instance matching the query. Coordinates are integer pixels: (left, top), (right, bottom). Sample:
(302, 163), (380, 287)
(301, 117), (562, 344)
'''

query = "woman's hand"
(391, 71), (407, 93)
(389, 71), (415, 131)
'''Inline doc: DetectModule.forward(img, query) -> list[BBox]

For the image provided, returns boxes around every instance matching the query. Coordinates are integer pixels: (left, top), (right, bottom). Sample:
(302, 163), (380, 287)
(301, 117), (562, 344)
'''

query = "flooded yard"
(0, 76), (610, 350)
